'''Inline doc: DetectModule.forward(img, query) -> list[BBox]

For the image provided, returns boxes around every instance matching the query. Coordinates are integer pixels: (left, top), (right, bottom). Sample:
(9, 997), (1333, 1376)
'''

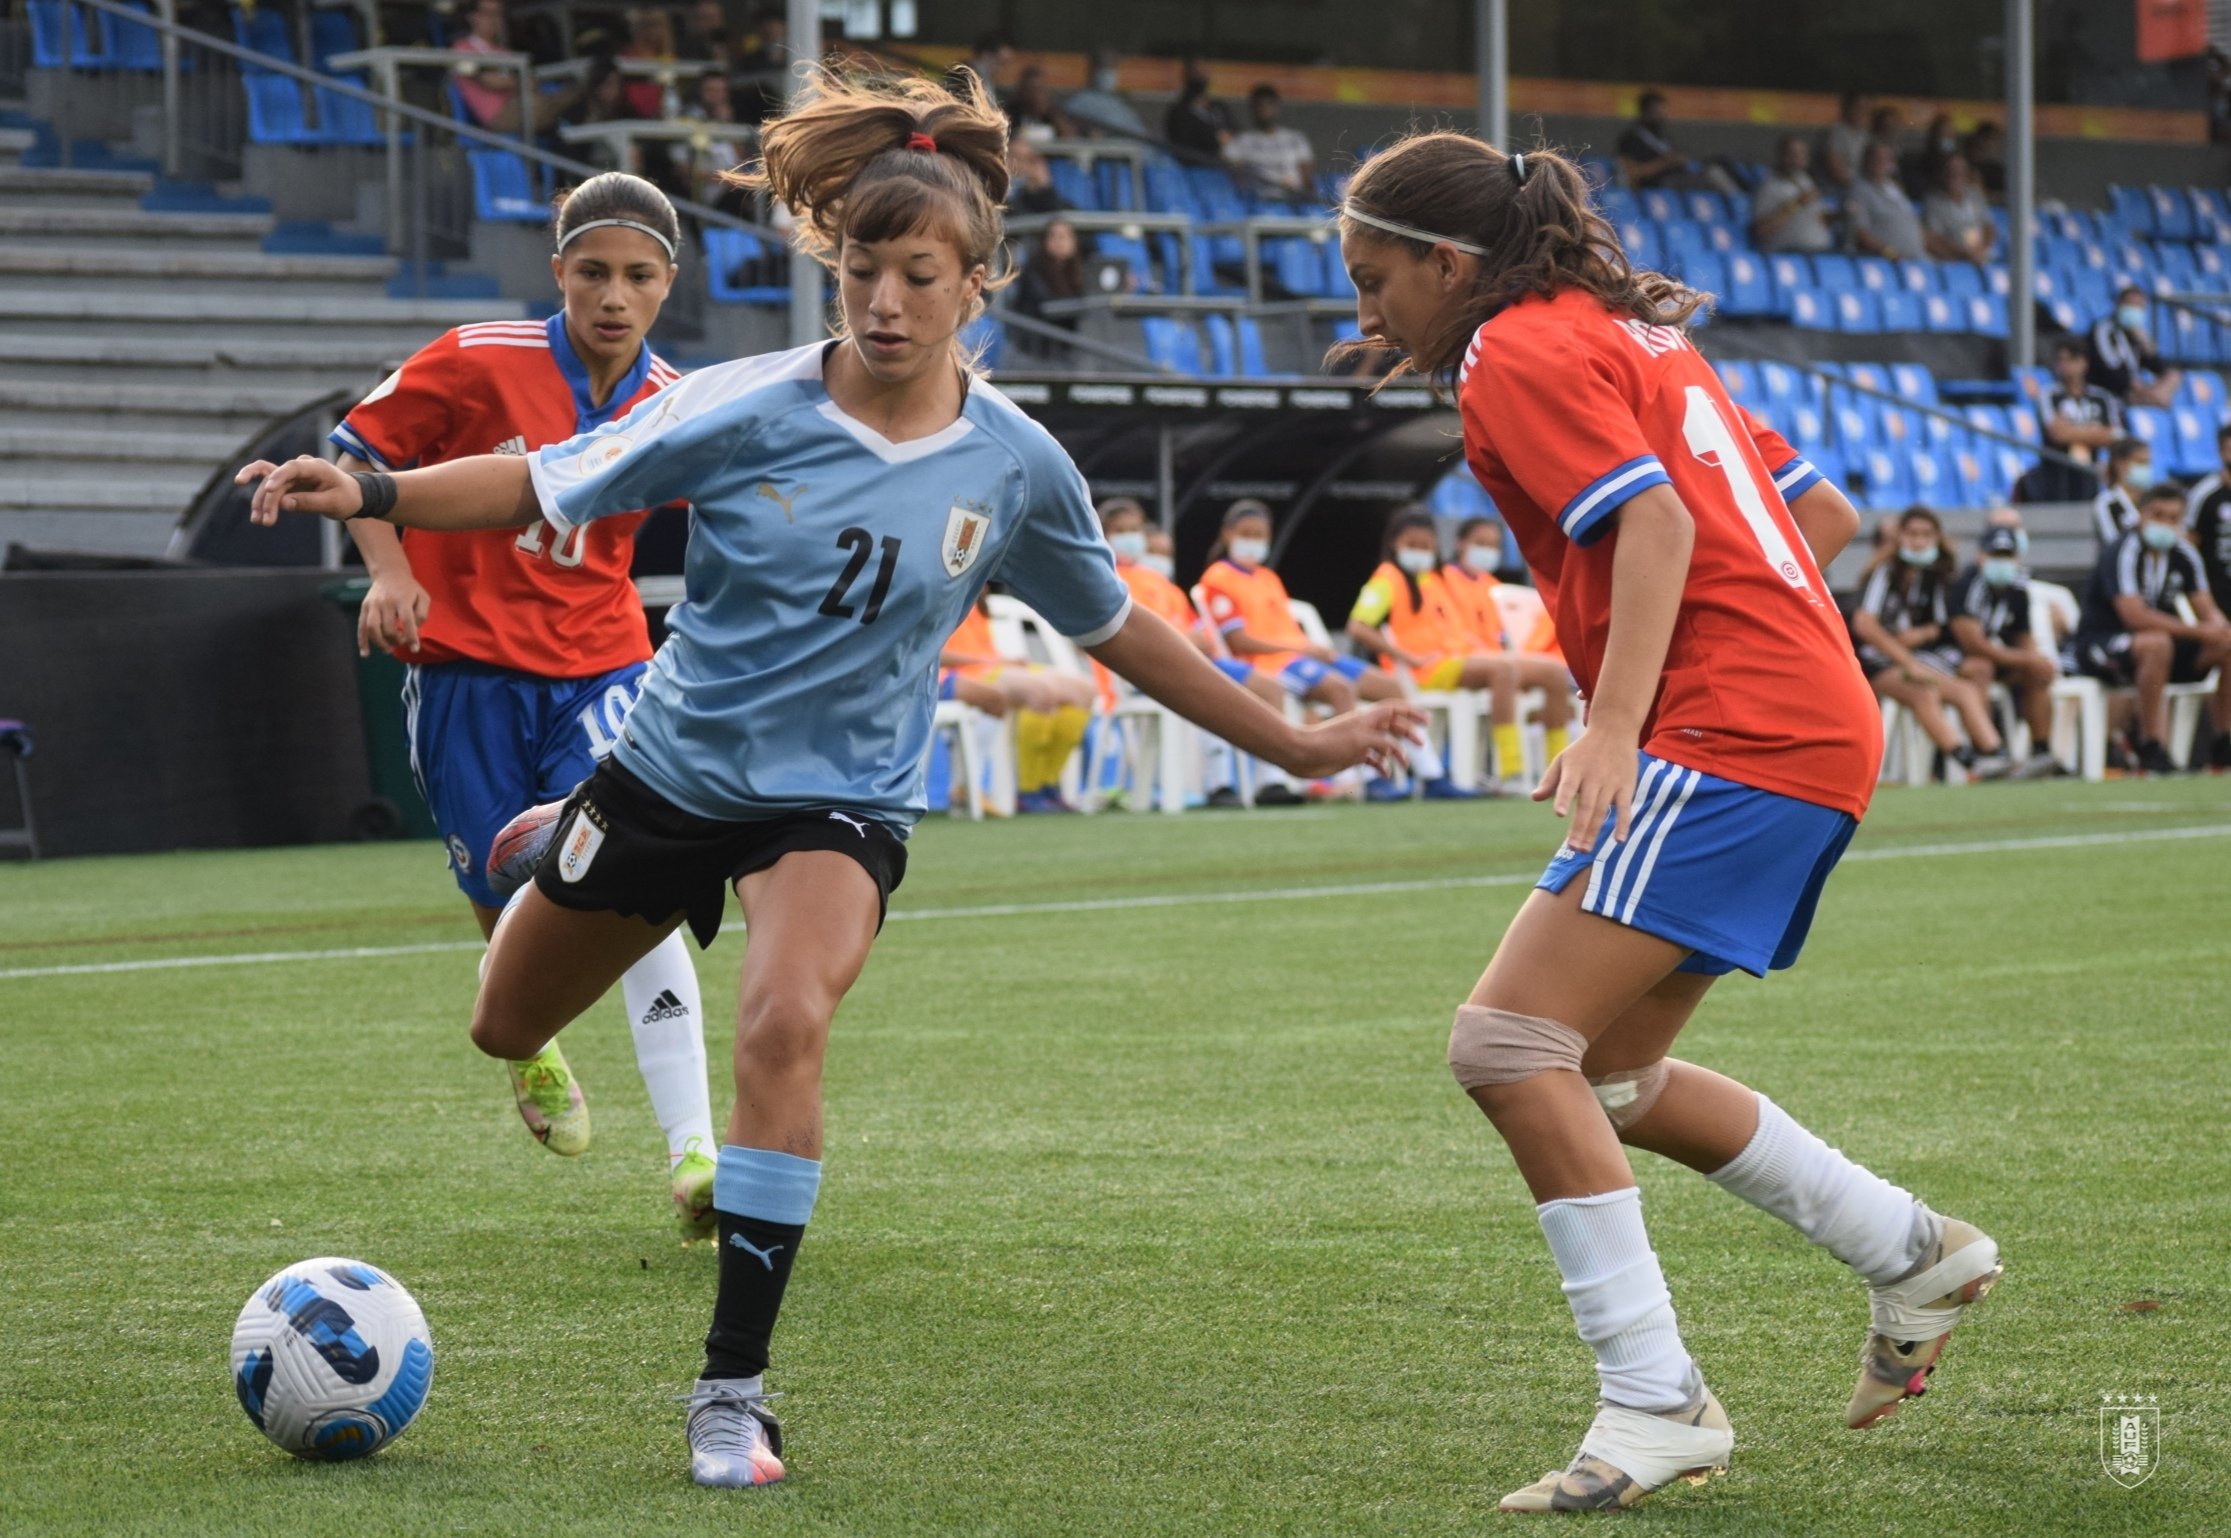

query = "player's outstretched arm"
(236, 453), (539, 532)
(1088, 605), (1425, 780)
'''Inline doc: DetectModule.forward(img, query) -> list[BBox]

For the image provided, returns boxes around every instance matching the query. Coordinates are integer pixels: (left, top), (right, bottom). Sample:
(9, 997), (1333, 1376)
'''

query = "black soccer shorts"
(531, 758), (908, 948)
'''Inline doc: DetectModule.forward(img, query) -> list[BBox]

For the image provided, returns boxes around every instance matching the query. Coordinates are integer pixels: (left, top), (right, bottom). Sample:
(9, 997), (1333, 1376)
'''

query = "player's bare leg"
(1455, 883), (1732, 1512)
(1589, 973), (2003, 1431)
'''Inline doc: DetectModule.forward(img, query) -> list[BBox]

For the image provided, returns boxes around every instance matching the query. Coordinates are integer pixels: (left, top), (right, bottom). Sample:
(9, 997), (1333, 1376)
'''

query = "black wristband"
(348, 470), (398, 522)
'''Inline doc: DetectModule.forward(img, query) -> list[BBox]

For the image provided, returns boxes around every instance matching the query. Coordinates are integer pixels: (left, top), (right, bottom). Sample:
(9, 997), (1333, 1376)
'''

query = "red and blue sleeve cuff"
(328, 421), (395, 471)
(1558, 455), (1669, 545)
(1771, 456), (1825, 503)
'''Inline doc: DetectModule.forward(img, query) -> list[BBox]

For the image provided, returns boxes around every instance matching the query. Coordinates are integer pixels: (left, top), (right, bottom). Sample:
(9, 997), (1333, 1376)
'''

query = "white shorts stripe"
(1618, 768), (1701, 923)
(1582, 758), (1666, 912)
(1593, 762), (1683, 917)
(401, 664), (426, 804)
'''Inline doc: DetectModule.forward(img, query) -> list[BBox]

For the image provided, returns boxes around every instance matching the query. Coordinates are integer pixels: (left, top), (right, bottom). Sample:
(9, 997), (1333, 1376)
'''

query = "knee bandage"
(1448, 1006), (1587, 1090)
(1588, 1061), (1671, 1130)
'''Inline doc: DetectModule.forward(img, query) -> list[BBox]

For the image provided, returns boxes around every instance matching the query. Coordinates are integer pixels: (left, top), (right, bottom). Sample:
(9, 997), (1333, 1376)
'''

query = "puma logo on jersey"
(756, 481), (805, 521)
(826, 811), (871, 838)
(492, 435), (528, 456)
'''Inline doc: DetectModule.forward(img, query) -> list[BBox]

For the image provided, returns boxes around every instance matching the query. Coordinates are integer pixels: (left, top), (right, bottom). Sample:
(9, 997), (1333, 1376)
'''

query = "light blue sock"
(714, 1144), (822, 1224)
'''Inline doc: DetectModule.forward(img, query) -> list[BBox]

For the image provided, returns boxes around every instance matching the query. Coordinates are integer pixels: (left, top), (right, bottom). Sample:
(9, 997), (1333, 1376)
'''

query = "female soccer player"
(1199, 498), (1457, 798)
(331, 171), (717, 1233)
(241, 67), (1418, 1491)
(1849, 506), (2011, 779)
(1347, 506), (1573, 794)
(1336, 135), (2001, 1512)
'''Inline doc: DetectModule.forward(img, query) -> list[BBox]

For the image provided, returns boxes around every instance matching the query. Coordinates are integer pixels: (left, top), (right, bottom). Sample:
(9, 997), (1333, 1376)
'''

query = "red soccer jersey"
(1459, 289), (1880, 818)
(330, 315), (679, 678)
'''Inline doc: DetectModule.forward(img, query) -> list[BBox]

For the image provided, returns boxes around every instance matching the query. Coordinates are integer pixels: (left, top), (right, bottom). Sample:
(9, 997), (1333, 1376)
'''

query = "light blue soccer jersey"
(527, 341), (1132, 827)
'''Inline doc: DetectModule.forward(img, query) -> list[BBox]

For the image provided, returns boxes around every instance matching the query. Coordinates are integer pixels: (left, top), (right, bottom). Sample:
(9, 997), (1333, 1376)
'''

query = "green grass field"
(3, 779), (2227, 1536)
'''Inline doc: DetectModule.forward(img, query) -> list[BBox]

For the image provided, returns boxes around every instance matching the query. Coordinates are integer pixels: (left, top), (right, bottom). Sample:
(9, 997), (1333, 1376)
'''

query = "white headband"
(558, 217), (678, 262)
(1338, 203), (1488, 256)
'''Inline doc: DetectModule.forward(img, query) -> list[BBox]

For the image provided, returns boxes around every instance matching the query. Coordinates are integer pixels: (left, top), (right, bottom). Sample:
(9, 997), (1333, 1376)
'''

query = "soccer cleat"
(2210, 732), (2231, 771)
(1363, 775), (1409, 802)
(1251, 781), (1304, 807)
(1205, 785), (1245, 809)
(685, 1378), (785, 1489)
(487, 798), (567, 902)
(2134, 739), (2179, 776)
(2009, 748), (2063, 781)
(1421, 776), (1489, 800)
(1968, 751), (2012, 780)
(671, 1138), (716, 1240)
(1845, 1218), (2002, 1430)
(1499, 1386), (1733, 1513)
(507, 1042), (590, 1155)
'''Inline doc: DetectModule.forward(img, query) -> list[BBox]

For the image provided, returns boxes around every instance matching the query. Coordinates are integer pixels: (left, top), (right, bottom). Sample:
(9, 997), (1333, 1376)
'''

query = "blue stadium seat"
(314, 81), (381, 145)
(231, 4), (293, 65)
(1855, 257), (1898, 295)
(1937, 261), (1983, 299)
(1322, 239), (1355, 300)
(1683, 252), (1728, 301)
(31, 0), (103, 67)
(959, 313), (1004, 370)
(1702, 221), (1741, 255)
(2167, 403), (2216, 476)
(1142, 161), (1195, 216)
(2170, 306), (2214, 366)
(1140, 315), (1204, 375)
(1984, 263), (2011, 297)
(1204, 313), (1238, 376)
(1895, 259), (1938, 295)
(1876, 291), (1922, 331)
(1949, 444), (1991, 507)
(1810, 253), (1859, 292)
(1597, 189), (1640, 226)
(1657, 218), (1713, 274)
(1788, 289), (1831, 330)
(1832, 290), (1881, 332)
(1682, 190), (1729, 225)
(1714, 359), (1759, 405)
(1428, 466), (1495, 521)
(470, 149), (548, 223)
(244, 76), (319, 144)
(310, 7), (358, 68)
(1046, 158), (1096, 209)
(1889, 363), (1938, 406)
(2069, 269), (2114, 325)
(2124, 404), (2169, 464)
(1640, 188), (1682, 223)
(100, 0), (164, 70)
(1615, 218), (1658, 270)
(2106, 185), (2154, 237)
(1832, 397), (1878, 454)
(2181, 370), (2227, 420)
(1921, 293), (1966, 334)
(709, 226), (798, 303)
(1233, 314), (1268, 377)
(2147, 185), (2195, 242)
(1765, 253), (1809, 306)
(1756, 361), (1814, 417)
(1846, 363), (1891, 398)
(1798, 442), (1845, 494)
(1908, 448), (1955, 507)
(1267, 237), (1326, 298)
(1965, 294), (2010, 338)
(1717, 251), (1775, 317)
(2189, 186), (2231, 243)
(1094, 232), (1157, 294)
(1188, 237), (1243, 298)
(1861, 448), (1914, 509)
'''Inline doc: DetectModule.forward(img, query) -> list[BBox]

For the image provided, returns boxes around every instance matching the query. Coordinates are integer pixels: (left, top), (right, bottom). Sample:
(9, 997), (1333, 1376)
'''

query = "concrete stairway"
(0, 155), (527, 558)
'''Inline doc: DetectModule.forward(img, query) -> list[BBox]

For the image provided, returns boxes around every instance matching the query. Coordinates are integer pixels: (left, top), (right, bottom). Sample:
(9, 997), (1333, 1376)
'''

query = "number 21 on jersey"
(1679, 385), (1820, 601)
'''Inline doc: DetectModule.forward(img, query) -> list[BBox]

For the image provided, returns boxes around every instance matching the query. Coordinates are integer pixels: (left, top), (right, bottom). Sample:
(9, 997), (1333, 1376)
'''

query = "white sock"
(1409, 730), (1446, 781)
(1201, 735), (1238, 792)
(1536, 1187), (1698, 1412)
(619, 932), (715, 1167)
(1706, 1094), (1939, 1285)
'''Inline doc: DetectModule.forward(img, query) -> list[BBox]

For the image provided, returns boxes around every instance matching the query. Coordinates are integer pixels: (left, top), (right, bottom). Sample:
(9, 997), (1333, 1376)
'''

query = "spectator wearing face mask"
(2088, 286), (2181, 408)
(1062, 49), (1146, 139)
(1849, 506), (2012, 779)
(2070, 482), (2231, 773)
(2035, 336), (2121, 500)
(2094, 439), (2155, 549)
(1163, 60), (1232, 165)
(1097, 497), (1297, 807)
(2182, 424), (2231, 618)
(1751, 135), (1835, 254)
(1949, 525), (2062, 779)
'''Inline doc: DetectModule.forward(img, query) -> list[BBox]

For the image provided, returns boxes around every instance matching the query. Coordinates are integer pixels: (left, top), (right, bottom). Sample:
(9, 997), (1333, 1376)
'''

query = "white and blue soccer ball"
(230, 1257), (434, 1461)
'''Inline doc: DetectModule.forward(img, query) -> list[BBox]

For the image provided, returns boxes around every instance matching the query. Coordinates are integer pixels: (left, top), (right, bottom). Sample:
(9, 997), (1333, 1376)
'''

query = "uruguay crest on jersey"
(942, 503), (991, 577)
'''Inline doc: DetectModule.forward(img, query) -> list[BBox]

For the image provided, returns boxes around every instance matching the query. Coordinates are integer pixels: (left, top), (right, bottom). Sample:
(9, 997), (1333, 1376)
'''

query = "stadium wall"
(0, 571), (377, 858)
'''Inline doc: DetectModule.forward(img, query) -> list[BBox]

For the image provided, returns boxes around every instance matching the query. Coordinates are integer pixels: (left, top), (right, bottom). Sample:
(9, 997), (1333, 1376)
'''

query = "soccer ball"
(230, 1257), (435, 1461)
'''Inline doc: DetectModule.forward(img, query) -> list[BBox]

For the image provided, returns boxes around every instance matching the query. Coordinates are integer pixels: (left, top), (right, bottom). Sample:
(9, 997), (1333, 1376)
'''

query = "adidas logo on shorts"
(641, 988), (690, 1024)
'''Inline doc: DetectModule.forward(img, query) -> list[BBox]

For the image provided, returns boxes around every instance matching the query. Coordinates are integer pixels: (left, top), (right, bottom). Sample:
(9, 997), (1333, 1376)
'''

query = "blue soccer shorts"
(402, 659), (648, 907)
(1277, 654), (1368, 695)
(1536, 751), (1859, 977)
(1214, 658), (1254, 685)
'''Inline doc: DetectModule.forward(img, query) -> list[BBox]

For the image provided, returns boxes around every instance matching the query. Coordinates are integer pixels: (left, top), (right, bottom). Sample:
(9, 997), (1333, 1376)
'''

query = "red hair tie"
(905, 131), (938, 154)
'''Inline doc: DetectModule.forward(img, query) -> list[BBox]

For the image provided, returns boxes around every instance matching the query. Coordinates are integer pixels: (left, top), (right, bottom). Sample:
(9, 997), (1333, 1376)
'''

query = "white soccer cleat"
(685, 1378), (785, 1489)
(1846, 1218), (2002, 1429)
(1499, 1386), (1733, 1513)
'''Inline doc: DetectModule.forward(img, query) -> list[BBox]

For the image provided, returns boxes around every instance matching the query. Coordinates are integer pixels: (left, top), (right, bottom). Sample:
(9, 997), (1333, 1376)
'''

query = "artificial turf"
(1, 777), (2226, 1536)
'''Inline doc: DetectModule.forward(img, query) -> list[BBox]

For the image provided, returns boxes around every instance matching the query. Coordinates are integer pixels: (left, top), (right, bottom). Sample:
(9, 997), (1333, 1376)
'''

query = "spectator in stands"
(1751, 135), (1835, 254)
(1013, 217), (1086, 343)
(1225, 85), (1315, 199)
(1345, 507), (1565, 794)
(1199, 499), (1453, 800)
(1007, 66), (1073, 144)
(1907, 111), (1961, 197)
(2036, 335), (2122, 500)
(2070, 482), (2231, 772)
(1005, 138), (1072, 217)
(2183, 424), (2231, 618)
(451, 0), (580, 136)
(1847, 140), (1926, 261)
(729, 6), (788, 122)
(557, 59), (630, 171)
(677, 0), (728, 64)
(619, 9), (680, 119)
(1063, 49), (1147, 139)
(1963, 120), (2006, 197)
(1866, 102), (1905, 158)
(2087, 285), (2180, 408)
(1950, 525), (2062, 778)
(1098, 498), (1295, 807)
(2094, 438), (2153, 547)
(1817, 90), (1871, 194)
(937, 597), (1097, 813)
(1849, 506), (2013, 777)
(687, 73), (751, 212)
(1616, 90), (1736, 192)
(1164, 61), (1233, 165)
(957, 31), (1014, 102)
(1921, 154), (1994, 266)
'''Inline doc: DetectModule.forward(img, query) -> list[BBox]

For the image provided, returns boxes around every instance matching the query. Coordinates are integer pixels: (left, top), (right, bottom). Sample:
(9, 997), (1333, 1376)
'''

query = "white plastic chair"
(985, 593), (1193, 811)
(2028, 580), (2106, 781)
(2165, 595), (2221, 767)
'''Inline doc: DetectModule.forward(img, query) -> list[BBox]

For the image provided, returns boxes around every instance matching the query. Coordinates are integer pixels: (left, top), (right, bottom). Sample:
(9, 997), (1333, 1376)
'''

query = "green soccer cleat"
(672, 1139), (717, 1241)
(507, 1042), (590, 1156)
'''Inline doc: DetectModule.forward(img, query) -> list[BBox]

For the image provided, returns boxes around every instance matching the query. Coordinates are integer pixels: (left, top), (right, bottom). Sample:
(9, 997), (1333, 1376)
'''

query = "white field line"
(4, 821), (2227, 983)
